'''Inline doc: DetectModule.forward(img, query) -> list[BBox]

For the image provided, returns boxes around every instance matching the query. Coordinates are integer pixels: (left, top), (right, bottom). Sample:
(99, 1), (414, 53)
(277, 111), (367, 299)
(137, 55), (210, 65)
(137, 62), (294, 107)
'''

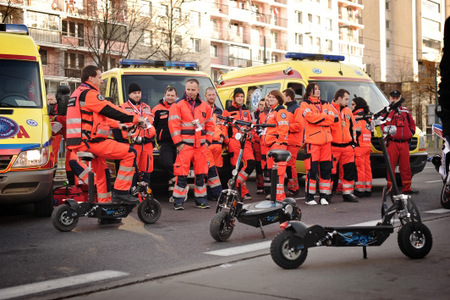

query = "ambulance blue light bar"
(0, 24), (29, 35)
(285, 52), (345, 62)
(119, 59), (197, 69)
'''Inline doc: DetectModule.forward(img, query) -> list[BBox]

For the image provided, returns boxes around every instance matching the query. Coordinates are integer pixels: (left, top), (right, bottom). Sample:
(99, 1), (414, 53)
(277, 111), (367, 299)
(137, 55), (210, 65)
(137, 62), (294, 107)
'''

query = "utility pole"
(263, 36), (267, 64)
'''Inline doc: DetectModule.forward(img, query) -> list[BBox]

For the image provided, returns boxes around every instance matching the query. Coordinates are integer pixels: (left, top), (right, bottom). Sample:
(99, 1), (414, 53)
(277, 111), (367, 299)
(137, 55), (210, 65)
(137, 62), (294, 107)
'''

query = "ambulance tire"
(35, 189), (54, 217)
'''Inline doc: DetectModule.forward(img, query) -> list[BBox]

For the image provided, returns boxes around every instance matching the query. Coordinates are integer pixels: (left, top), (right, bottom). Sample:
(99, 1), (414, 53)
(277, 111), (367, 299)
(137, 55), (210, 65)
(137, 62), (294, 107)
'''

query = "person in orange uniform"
(168, 79), (214, 210)
(222, 87), (255, 200)
(300, 83), (336, 205)
(382, 90), (418, 195)
(330, 89), (358, 203)
(120, 83), (156, 186)
(251, 99), (266, 194)
(282, 88), (303, 197)
(262, 89), (290, 201)
(352, 97), (373, 197)
(153, 86), (178, 201)
(66, 65), (143, 204)
(204, 87), (224, 201)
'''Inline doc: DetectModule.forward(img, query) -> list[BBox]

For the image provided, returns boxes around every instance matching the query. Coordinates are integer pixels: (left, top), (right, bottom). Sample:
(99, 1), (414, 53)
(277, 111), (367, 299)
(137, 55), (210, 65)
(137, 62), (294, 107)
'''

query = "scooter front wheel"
(440, 184), (450, 209)
(138, 198), (161, 224)
(270, 230), (308, 269)
(210, 211), (234, 242)
(397, 222), (432, 259)
(51, 204), (79, 232)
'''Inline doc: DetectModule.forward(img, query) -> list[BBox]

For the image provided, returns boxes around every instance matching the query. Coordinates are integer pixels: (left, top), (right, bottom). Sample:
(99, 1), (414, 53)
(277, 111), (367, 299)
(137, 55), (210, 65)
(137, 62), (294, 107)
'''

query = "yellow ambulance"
(217, 52), (427, 179)
(0, 24), (54, 216)
(101, 59), (224, 180)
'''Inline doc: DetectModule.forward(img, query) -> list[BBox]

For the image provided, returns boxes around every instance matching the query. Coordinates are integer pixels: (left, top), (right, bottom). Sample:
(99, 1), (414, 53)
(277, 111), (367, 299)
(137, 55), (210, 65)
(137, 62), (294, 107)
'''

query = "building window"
(26, 11), (59, 30)
(139, 0), (152, 17)
(190, 11), (200, 27)
(386, 39), (391, 48)
(175, 35), (182, 47)
(174, 7), (181, 19)
(316, 16), (320, 25)
(211, 44), (218, 57)
(386, 19), (390, 30)
(386, 1), (390, 10)
(326, 39), (332, 52)
(316, 37), (321, 48)
(142, 30), (152, 46)
(296, 11), (302, 23)
(423, 0), (440, 14)
(328, 0), (332, 9)
(230, 23), (240, 36)
(39, 49), (48, 65)
(160, 4), (168, 16)
(308, 14), (313, 23)
(211, 19), (218, 32)
(65, 52), (84, 70)
(326, 18), (332, 31)
(295, 33), (303, 45)
(422, 17), (441, 32)
(190, 38), (200, 52)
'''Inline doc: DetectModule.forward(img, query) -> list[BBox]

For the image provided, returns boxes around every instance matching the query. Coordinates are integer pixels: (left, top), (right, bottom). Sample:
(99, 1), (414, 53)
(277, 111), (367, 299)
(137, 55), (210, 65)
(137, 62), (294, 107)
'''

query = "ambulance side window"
(100, 78), (108, 97)
(246, 83), (280, 112)
(287, 82), (304, 102)
(109, 77), (120, 105)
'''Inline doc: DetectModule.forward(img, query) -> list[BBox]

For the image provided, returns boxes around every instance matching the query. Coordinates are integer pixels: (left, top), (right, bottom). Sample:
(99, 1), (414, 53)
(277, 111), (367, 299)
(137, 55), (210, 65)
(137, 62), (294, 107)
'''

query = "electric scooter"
(51, 129), (162, 232)
(209, 115), (302, 242)
(270, 102), (433, 269)
(431, 123), (450, 209)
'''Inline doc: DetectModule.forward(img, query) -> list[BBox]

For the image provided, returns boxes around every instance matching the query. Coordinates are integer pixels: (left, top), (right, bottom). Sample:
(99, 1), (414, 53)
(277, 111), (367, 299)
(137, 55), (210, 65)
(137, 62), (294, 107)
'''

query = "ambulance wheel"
(35, 189), (53, 217)
(210, 211), (234, 242)
(138, 199), (161, 224)
(397, 222), (432, 259)
(440, 183), (450, 209)
(51, 204), (78, 232)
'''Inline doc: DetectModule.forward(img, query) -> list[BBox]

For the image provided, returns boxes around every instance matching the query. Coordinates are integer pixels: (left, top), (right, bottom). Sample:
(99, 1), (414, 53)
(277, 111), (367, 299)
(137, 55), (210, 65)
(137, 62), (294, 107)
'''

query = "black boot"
(343, 194), (359, 203)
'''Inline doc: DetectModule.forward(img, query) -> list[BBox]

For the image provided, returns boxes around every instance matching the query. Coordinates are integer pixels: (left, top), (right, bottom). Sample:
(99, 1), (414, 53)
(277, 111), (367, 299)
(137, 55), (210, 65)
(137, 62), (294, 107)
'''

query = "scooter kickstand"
(259, 219), (265, 239)
(363, 246), (367, 259)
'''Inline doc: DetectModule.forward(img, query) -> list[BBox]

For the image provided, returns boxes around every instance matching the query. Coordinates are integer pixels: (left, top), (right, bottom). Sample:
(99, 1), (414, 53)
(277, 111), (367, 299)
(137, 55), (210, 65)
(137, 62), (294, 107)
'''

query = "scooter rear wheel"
(51, 204), (78, 232)
(271, 230), (308, 269)
(138, 198), (161, 224)
(210, 211), (234, 242)
(440, 184), (450, 209)
(397, 222), (432, 259)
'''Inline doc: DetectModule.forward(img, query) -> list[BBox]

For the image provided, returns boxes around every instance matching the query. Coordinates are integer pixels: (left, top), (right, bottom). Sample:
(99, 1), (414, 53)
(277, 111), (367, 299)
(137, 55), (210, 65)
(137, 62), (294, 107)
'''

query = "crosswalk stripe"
(0, 270), (128, 300)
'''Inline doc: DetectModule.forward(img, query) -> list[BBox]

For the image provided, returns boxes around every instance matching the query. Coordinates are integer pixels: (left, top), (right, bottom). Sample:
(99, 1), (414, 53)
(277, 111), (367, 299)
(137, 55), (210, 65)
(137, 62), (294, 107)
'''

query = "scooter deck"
(238, 200), (286, 228)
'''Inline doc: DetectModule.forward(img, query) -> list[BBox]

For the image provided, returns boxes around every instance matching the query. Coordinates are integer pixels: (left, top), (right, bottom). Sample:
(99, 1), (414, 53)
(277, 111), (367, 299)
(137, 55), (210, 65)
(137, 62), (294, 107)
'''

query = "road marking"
(205, 241), (271, 257)
(206, 208), (450, 257)
(0, 270), (128, 300)
(425, 208), (450, 214)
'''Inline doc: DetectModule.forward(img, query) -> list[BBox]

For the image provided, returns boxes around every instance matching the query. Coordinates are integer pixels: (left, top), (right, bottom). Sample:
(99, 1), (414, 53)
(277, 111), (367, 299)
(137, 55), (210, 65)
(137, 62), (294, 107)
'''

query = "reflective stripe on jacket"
(353, 108), (372, 148)
(330, 101), (356, 144)
(300, 97), (335, 145)
(168, 94), (214, 147)
(263, 105), (289, 146)
(285, 101), (304, 147)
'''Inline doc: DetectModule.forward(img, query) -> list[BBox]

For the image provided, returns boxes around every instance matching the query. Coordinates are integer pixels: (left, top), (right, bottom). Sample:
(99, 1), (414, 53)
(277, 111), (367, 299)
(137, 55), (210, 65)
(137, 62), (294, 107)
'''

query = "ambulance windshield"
(120, 75), (222, 109)
(0, 60), (42, 108)
(314, 81), (389, 113)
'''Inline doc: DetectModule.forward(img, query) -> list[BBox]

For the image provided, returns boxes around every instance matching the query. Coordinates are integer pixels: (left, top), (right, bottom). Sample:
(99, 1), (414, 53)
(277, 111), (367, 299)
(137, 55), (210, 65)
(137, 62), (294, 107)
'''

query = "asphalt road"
(0, 162), (448, 299)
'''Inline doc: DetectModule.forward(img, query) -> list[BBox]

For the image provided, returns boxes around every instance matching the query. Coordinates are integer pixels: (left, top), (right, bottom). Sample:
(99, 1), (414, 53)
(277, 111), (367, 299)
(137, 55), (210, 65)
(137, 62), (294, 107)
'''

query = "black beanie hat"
(233, 87), (244, 98)
(128, 82), (141, 94)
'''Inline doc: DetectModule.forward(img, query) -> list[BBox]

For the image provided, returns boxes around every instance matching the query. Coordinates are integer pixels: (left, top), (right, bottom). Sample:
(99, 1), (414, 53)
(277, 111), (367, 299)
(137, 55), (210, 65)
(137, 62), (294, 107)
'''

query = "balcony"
(29, 28), (61, 44)
(62, 35), (85, 47)
(65, 68), (81, 78)
(229, 6), (252, 23)
(228, 57), (252, 68)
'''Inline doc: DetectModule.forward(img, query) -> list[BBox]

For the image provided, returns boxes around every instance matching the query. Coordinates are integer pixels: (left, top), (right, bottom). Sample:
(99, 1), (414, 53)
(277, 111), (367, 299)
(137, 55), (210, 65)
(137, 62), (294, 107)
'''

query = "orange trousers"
(331, 145), (356, 195)
(267, 143), (287, 201)
(354, 147), (372, 193)
(304, 143), (332, 199)
(286, 145), (300, 193)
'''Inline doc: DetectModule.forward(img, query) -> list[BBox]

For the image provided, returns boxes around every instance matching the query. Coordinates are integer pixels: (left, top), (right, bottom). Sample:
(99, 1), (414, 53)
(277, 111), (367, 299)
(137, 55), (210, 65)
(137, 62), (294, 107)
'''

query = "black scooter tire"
(210, 211), (234, 242)
(440, 184), (450, 209)
(51, 204), (78, 232)
(138, 199), (161, 224)
(270, 230), (308, 269)
(397, 222), (432, 259)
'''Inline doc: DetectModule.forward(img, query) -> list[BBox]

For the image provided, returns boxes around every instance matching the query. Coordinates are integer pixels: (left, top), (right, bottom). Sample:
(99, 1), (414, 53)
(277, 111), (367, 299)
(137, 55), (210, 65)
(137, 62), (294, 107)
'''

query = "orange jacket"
(285, 101), (304, 147)
(120, 100), (156, 143)
(210, 105), (225, 144)
(168, 94), (214, 147)
(222, 103), (252, 141)
(353, 108), (372, 148)
(300, 97), (335, 145)
(262, 104), (289, 147)
(66, 83), (137, 147)
(330, 101), (356, 145)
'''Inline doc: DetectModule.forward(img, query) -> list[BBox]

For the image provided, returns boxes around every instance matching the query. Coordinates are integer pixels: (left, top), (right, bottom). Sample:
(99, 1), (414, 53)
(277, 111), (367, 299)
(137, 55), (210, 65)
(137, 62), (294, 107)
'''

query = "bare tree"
(80, 0), (156, 70)
(0, 0), (15, 23)
(154, 0), (194, 61)
(412, 60), (438, 128)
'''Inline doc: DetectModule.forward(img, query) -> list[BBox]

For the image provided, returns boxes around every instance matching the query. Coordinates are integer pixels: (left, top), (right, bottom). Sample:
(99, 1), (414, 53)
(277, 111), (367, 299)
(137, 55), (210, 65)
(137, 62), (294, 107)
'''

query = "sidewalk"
(69, 216), (450, 300)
